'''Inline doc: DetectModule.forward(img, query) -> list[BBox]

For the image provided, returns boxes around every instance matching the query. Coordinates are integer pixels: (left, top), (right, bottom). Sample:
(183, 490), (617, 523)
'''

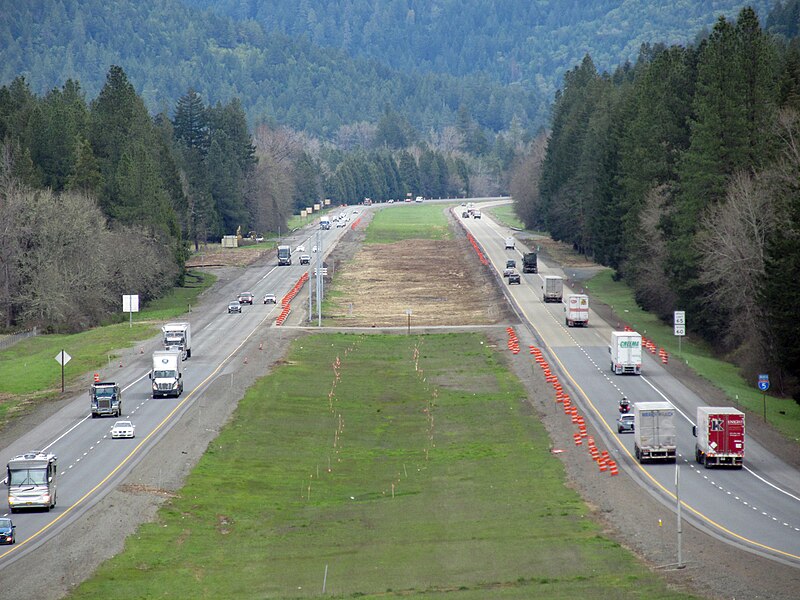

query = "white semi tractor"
(161, 321), (191, 359)
(150, 349), (184, 398)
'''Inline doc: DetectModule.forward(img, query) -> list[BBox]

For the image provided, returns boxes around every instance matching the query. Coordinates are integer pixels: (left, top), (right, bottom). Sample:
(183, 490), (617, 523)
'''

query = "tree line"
(512, 6), (800, 399)
(0, 65), (489, 333)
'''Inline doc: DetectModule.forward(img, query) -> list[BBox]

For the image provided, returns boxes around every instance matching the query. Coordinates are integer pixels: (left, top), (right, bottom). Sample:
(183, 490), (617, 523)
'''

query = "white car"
(312, 245), (318, 252)
(110, 420), (135, 439)
(296, 245), (305, 253)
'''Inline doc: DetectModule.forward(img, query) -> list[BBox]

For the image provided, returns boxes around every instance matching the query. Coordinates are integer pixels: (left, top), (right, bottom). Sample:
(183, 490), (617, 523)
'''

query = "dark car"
(508, 273), (521, 285)
(0, 518), (15, 544)
(227, 301), (242, 314)
(617, 414), (635, 433)
(238, 292), (255, 304)
(506, 259), (516, 269)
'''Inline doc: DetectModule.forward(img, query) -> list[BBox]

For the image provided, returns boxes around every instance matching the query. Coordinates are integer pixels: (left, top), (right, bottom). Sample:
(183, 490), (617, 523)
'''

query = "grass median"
(70, 333), (695, 599)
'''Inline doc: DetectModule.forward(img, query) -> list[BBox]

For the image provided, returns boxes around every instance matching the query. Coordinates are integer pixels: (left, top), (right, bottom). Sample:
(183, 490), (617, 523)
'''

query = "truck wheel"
(187, 349), (191, 359)
(91, 413), (98, 419)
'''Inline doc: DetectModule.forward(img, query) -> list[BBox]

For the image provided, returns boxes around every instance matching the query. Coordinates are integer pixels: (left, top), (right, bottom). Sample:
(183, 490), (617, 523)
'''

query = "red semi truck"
(693, 407), (745, 468)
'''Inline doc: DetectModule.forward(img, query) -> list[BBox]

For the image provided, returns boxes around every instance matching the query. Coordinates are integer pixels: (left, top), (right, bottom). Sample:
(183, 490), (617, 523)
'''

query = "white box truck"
(542, 275), (563, 303)
(609, 331), (642, 375)
(693, 407), (745, 468)
(161, 322), (191, 359)
(565, 294), (589, 327)
(320, 216), (331, 230)
(634, 401), (677, 463)
(150, 350), (184, 398)
(504, 236), (515, 250)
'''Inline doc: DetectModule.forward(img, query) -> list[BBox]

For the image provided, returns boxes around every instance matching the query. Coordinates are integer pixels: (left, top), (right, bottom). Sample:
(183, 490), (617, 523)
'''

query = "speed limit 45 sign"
(674, 311), (685, 336)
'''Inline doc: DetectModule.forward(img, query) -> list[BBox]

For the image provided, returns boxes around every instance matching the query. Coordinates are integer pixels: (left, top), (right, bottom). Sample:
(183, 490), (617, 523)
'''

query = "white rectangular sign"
(123, 294), (140, 313)
(674, 310), (685, 336)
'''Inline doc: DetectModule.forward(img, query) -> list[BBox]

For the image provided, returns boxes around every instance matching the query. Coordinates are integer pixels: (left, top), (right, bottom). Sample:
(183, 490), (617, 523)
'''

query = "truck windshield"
(9, 468), (47, 486)
(153, 369), (176, 378)
(94, 387), (115, 398)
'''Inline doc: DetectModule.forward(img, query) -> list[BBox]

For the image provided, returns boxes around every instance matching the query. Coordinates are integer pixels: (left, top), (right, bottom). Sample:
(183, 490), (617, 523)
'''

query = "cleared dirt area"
(325, 238), (509, 326)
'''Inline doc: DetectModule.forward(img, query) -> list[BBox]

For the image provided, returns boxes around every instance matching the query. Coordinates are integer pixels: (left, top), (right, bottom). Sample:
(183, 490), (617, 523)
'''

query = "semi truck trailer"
(634, 401), (677, 463)
(542, 275), (563, 303)
(565, 294), (589, 327)
(161, 321), (191, 359)
(609, 331), (642, 375)
(693, 407), (745, 468)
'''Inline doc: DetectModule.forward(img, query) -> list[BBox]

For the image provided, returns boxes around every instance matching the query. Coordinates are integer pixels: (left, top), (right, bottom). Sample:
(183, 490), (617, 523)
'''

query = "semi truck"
(504, 237), (515, 250)
(522, 252), (538, 273)
(320, 216), (331, 230)
(161, 321), (191, 359)
(277, 245), (292, 265)
(542, 275), (563, 303)
(150, 350), (184, 398)
(693, 407), (745, 468)
(91, 381), (123, 418)
(565, 294), (589, 327)
(609, 331), (642, 375)
(633, 401), (677, 463)
(7, 451), (58, 512)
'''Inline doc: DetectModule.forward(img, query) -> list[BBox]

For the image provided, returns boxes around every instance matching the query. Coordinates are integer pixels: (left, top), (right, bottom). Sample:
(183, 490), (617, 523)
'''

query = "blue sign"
(758, 373), (770, 392)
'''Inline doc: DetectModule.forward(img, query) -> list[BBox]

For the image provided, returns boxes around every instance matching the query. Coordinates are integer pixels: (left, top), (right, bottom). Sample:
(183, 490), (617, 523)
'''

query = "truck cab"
(91, 382), (123, 418)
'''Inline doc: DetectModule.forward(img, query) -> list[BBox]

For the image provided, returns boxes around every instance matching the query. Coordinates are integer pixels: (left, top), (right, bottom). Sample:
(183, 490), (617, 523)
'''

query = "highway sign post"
(674, 310), (686, 354)
(122, 294), (139, 329)
(758, 374), (769, 422)
(55, 349), (71, 392)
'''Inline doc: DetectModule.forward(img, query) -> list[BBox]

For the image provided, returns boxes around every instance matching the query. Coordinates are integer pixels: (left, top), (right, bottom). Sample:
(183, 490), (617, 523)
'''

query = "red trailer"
(693, 407), (745, 468)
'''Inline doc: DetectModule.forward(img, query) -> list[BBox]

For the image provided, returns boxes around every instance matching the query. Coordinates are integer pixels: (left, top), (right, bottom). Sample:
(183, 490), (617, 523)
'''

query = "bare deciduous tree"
(696, 171), (776, 348)
(624, 185), (677, 317)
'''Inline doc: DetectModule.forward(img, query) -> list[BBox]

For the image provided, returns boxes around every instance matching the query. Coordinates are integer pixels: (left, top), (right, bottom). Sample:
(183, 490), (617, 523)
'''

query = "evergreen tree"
(397, 150), (419, 197)
(173, 89), (208, 153)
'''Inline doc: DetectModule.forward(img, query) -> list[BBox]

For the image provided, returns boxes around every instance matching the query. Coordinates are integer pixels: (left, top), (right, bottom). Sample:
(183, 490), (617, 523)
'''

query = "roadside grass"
(0, 270), (215, 427)
(365, 204), (452, 243)
(70, 333), (696, 600)
(484, 203), (524, 230)
(586, 270), (800, 441)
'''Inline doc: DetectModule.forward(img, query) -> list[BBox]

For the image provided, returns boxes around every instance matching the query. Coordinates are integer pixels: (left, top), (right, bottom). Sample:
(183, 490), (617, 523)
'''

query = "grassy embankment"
(0, 270), (215, 428)
(69, 203), (695, 599)
(487, 204), (800, 442)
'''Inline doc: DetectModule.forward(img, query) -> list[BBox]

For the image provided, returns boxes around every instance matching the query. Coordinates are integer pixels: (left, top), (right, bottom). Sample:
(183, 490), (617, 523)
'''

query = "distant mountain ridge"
(0, 0), (774, 136)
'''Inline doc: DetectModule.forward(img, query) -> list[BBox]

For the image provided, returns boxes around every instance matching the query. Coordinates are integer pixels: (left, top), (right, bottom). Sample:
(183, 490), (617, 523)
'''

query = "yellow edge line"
(1, 308), (276, 560)
(523, 308), (800, 562)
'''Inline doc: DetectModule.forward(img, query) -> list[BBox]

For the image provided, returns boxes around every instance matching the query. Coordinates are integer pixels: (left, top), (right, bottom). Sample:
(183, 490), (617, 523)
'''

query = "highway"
(2, 198), (799, 571)
(0, 212), (355, 566)
(461, 201), (800, 566)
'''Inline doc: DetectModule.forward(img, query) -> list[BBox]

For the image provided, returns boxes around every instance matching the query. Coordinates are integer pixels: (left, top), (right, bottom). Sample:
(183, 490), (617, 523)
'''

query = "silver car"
(617, 414), (635, 433)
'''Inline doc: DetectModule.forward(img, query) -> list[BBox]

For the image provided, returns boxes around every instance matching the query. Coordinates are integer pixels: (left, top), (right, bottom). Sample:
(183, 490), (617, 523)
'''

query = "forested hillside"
(512, 5), (800, 398)
(0, 0), (539, 137)
(185, 0), (771, 109)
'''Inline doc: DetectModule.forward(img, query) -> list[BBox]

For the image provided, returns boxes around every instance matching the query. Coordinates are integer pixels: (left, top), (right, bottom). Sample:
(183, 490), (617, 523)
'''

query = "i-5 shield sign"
(758, 374), (770, 391)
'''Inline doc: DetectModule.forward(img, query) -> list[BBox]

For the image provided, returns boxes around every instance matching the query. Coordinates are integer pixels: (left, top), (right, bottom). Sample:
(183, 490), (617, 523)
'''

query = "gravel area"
(1, 215), (799, 599)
